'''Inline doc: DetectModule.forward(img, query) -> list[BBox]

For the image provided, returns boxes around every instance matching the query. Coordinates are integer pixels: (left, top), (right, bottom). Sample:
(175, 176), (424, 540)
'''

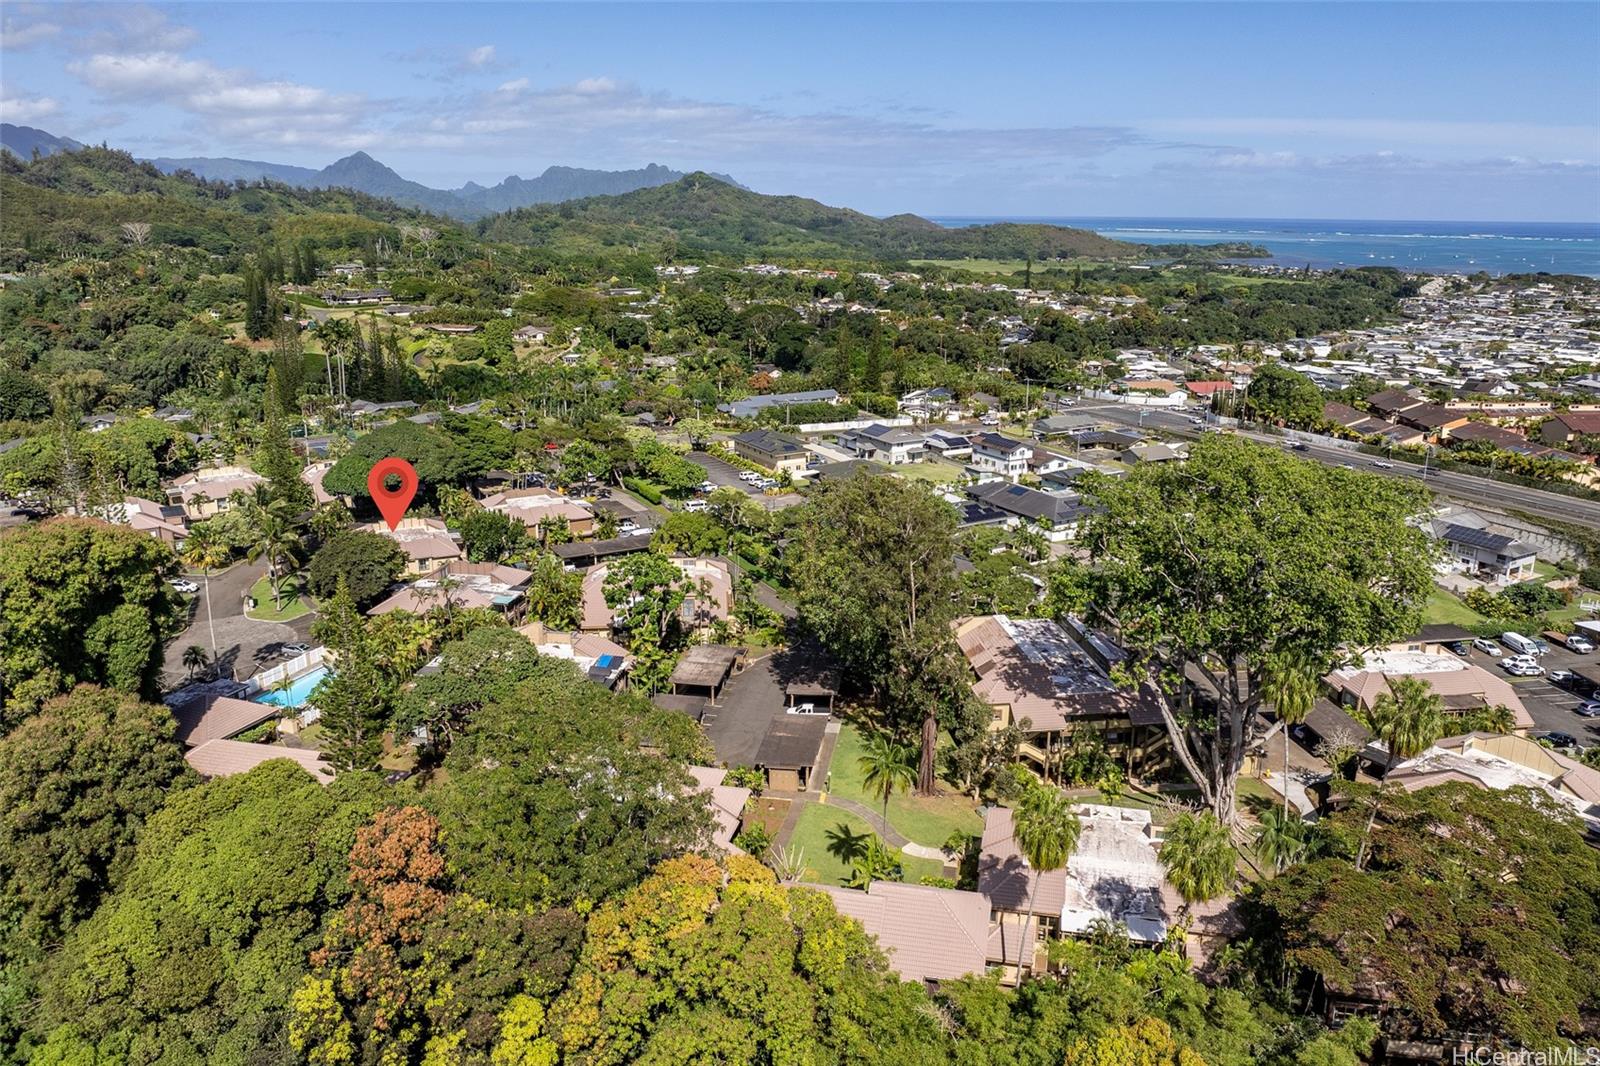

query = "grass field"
(246, 575), (312, 622)
(826, 723), (983, 847)
(887, 461), (963, 485)
(786, 804), (947, 886)
(1422, 585), (1487, 627)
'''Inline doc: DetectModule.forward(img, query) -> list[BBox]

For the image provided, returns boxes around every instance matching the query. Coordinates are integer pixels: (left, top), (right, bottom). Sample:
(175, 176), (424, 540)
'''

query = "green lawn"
(246, 574), (313, 622)
(1422, 586), (1487, 627)
(889, 462), (963, 485)
(786, 804), (946, 886)
(826, 723), (983, 847)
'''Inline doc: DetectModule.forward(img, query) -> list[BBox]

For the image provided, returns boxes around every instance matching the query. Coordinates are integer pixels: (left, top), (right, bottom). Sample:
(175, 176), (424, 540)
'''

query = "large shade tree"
(789, 471), (987, 794)
(1051, 437), (1434, 825)
(0, 517), (184, 723)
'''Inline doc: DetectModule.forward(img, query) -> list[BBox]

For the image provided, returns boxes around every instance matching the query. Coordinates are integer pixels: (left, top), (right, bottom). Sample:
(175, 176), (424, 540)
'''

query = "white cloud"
(464, 44), (496, 68)
(496, 77), (530, 93)
(1149, 116), (1599, 161)
(0, 10), (61, 50)
(0, 87), (61, 124)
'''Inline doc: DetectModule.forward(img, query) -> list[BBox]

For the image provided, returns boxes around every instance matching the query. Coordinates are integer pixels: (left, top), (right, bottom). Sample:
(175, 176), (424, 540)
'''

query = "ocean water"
(928, 216), (1600, 277)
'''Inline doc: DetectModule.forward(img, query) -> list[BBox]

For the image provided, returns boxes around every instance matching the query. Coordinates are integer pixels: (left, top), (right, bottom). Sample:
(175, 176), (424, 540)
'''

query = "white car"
(683, 499), (707, 513)
(698, 480), (717, 493)
(1373, 460), (1394, 469)
(168, 578), (199, 594)
(1500, 656), (1541, 677)
(787, 702), (829, 716)
(738, 470), (761, 482)
(1472, 638), (1501, 654)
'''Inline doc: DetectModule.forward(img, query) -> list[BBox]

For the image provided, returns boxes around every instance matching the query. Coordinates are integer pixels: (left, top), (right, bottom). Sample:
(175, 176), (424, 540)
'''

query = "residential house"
(898, 386), (959, 422)
(166, 465), (266, 518)
(367, 561), (532, 621)
(1540, 411), (1600, 449)
(1366, 389), (1429, 420)
(730, 428), (810, 473)
(717, 389), (839, 420)
(979, 803), (1178, 977)
(480, 489), (595, 538)
(1386, 732), (1600, 836)
(969, 433), (1032, 480)
(840, 423), (928, 466)
(579, 556), (732, 632)
(1024, 447), (1080, 478)
(1395, 402), (1471, 438)
(815, 882), (990, 987)
(1324, 646), (1533, 736)
(359, 517), (462, 575)
(163, 682), (279, 747)
(346, 399), (419, 418)
(113, 495), (188, 546)
(1119, 441), (1188, 465)
(516, 620), (630, 689)
(966, 482), (1091, 542)
(514, 324), (550, 344)
(925, 429), (972, 459)
(185, 739), (333, 784)
(1432, 521), (1538, 583)
(687, 765), (753, 855)
(955, 614), (1167, 778)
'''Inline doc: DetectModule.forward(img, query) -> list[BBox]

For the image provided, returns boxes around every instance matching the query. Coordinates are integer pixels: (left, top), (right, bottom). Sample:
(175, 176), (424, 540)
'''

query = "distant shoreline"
(928, 216), (1600, 277)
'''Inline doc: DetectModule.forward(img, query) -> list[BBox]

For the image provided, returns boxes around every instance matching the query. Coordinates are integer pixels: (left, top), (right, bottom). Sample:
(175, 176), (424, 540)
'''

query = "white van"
(1501, 632), (1539, 656)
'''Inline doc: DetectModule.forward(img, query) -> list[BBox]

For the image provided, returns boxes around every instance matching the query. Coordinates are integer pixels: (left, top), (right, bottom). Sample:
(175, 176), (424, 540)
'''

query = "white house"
(968, 432), (1032, 480)
(840, 423), (927, 466)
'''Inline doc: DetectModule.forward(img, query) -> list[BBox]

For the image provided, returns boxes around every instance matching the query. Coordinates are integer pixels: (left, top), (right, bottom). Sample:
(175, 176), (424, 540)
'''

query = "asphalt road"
(1071, 402), (1600, 529)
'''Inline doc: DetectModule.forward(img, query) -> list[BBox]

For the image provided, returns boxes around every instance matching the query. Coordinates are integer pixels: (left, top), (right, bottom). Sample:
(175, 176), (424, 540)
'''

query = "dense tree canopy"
(1051, 437), (1434, 824)
(306, 528), (408, 607)
(0, 518), (184, 723)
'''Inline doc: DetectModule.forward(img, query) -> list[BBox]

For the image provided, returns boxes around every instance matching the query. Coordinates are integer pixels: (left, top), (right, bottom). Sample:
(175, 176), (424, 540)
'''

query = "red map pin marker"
(367, 457), (419, 530)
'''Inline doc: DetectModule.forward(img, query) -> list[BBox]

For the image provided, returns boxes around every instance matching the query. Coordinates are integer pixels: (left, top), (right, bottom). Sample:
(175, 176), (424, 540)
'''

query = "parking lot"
(1462, 639), (1600, 747)
(689, 450), (762, 495)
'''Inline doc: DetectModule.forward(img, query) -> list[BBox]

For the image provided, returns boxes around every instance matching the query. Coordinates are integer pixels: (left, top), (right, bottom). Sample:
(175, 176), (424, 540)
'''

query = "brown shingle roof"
(185, 739), (334, 783)
(814, 882), (990, 983)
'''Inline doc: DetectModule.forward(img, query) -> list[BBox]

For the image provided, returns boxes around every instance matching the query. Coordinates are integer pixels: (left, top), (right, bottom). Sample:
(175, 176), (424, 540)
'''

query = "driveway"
(162, 561), (316, 688)
(702, 652), (786, 766)
(688, 451), (804, 511)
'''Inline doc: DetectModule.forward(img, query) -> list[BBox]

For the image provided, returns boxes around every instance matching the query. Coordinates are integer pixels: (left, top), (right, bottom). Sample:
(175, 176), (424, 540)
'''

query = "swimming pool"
(254, 666), (330, 708)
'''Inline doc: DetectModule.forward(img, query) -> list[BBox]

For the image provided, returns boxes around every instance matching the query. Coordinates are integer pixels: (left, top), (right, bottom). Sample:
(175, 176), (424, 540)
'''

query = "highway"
(1068, 402), (1600, 530)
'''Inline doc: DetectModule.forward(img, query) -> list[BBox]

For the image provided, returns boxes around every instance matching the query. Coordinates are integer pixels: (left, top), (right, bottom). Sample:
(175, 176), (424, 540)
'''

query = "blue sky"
(2, 2), (1597, 220)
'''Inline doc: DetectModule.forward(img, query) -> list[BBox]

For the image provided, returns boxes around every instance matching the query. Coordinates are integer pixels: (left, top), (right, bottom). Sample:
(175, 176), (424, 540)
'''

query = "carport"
(754, 714), (828, 791)
(670, 645), (743, 704)
(784, 663), (841, 710)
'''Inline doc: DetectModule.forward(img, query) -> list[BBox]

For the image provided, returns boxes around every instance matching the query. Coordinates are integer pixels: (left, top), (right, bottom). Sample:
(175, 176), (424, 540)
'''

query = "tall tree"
(255, 366), (310, 510)
(0, 685), (188, 946)
(790, 472), (986, 794)
(179, 521), (232, 664)
(1051, 437), (1434, 825)
(857, 731), (916, 843)
(0, 518), (183, 723)
(243, 491), (305, 611)
(311, 581), (392, 773)
(1010, 784), (1081, 978)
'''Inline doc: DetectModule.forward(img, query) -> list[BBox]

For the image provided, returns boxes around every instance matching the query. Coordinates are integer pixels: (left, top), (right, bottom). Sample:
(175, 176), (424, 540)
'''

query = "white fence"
(1081, 389), (1191, 409)
(793, 415), (916, 434)
(245, 646), (328, 694)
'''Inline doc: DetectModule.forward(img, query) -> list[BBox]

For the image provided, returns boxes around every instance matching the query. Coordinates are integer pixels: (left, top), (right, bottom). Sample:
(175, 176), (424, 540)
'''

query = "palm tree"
(1262, 650), (1320, 814)
(181, 644), (210, 682)
(857, 731), (917, 836)
(244, 495), (305, 611)
(1252, 806), (1311, 875)
(180, 523), (232, 663)
(1010, 784), (1081, 978)
(1159, 811), (1236, 924)
(1356, 675), (1444, 870)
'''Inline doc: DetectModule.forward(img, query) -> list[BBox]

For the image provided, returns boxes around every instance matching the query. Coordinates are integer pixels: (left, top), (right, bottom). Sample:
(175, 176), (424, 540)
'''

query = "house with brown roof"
(358, 517), (462, 575)
(1324, 646), (1533, 734)
(515, 620), (630, 688)
(1540, 411), (1600, 448)
(166, 465), (266, 518)
(813, 881), (990, 987)
(479, 489), (595, 538)
(686, 766), (752, 855)
(113, 495), (188, 546)
(1395, 402), (1471, 437)
(163, 683), (280, 747)
(1365, 388), (1428, 420)
(955, 615), (1167, 779)
(185, 739), (334, 784)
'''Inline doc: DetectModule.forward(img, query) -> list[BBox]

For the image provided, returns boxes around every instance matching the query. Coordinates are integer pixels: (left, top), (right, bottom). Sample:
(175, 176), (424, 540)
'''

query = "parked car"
(1499, 657), (1541, 677)
(699, 480), (717, 493)
(683, 499), (707, 513)
(282, 642), (311, 656)
(1574, 702), (1600, 718)
(786, 702), (829, 716)
(1445, 640), (1471, 656)
(1472, 638), (1501, 655)
(1548, 668), (1579, 687)
(1538, 731), (1580, 751)
(168, 578), (199, 594)
(1501, 631), (1540, 657)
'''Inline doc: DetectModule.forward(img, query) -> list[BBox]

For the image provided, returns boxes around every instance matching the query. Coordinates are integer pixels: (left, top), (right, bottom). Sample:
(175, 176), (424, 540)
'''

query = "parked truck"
(1545, 630), (1596, 654)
